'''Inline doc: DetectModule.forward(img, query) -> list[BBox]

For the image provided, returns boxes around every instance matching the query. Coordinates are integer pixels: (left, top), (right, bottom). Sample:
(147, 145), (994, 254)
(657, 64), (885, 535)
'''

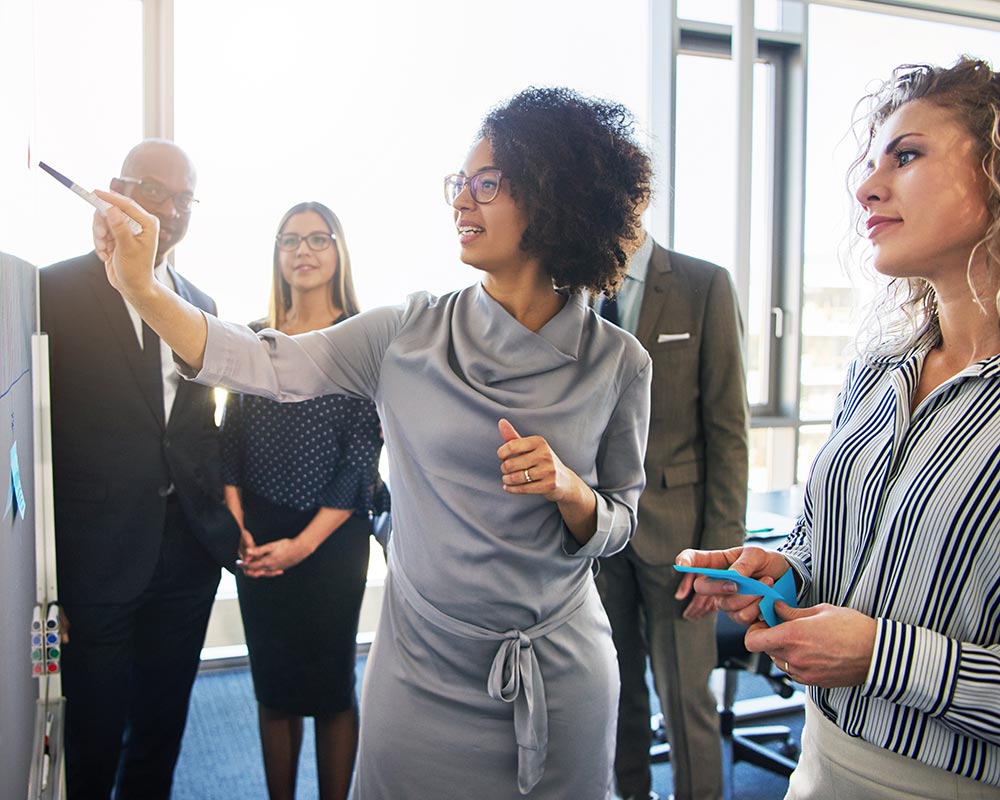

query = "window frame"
(652, 2), (808, 487)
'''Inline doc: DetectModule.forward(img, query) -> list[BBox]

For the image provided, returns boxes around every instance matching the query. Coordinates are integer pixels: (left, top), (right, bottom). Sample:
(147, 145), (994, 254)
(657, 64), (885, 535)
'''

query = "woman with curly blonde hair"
(679, 56), (1000, 798)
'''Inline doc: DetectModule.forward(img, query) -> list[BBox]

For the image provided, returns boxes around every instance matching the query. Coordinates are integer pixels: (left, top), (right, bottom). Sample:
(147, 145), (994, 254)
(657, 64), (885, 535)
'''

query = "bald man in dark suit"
(596, 230), (749, 800)
(40, 140), (239, 800)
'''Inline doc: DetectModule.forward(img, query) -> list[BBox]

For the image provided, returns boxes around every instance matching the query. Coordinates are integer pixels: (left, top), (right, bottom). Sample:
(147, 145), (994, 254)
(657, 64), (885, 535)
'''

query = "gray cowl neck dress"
(191, 283), (652, 798)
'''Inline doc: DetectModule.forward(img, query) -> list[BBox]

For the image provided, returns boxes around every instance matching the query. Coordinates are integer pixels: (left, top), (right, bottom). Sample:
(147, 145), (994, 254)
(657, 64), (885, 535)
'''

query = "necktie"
(599, 294), (620, 327)
(142, 321), (165, 426)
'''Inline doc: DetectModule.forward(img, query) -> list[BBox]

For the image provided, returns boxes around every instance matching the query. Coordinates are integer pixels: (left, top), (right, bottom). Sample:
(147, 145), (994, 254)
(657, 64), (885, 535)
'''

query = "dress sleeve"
(318, 399), (386, 512)
(565, 357), (652, 559)
(182, 300), (412, 402)
(219, 390), (243, 487)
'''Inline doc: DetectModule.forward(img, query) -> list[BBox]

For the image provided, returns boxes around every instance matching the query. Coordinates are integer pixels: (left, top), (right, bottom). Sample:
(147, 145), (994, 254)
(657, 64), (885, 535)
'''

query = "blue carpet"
(172, 657), (801, 799)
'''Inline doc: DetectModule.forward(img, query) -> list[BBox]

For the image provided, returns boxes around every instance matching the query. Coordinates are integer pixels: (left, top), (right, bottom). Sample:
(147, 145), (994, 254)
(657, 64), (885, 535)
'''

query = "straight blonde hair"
(268, 201), (361, 329)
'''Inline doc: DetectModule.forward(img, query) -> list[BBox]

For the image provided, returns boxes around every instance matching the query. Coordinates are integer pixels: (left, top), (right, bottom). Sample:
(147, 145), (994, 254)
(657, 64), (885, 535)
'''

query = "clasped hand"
(676, 545), (877, 688)
(238, 528), (308, 578)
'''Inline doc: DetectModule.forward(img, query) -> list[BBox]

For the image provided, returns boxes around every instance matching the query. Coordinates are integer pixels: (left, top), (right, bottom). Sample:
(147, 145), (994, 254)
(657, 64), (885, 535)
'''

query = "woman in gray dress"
(94, 87), (653, 799)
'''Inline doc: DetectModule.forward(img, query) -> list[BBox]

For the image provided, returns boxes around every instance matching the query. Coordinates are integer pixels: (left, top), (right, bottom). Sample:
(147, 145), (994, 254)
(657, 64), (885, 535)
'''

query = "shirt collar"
(884, 326), (1000, 381)
(624, 232), (653, 284)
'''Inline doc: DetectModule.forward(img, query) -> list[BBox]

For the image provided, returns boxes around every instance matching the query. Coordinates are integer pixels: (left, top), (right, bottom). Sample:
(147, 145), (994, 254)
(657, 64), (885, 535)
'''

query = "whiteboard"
(0, 251), (41, 798)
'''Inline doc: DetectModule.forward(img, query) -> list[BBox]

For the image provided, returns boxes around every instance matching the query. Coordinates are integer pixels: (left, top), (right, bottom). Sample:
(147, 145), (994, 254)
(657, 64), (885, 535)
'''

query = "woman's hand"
(237, 528), (255, 563)
(240, 536), (311, 578)
(92, 189), (209, 369)
(497, 418), (579, 502)
(746, 601), (877, 688)
(496, 418), (597, 543)
(92, 189), (160, 302)
(675, 545), (791, 627)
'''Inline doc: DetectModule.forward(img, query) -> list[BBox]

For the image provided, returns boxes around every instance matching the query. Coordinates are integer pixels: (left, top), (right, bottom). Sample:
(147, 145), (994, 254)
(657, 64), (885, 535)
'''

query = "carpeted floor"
(172, 656), (802, 799)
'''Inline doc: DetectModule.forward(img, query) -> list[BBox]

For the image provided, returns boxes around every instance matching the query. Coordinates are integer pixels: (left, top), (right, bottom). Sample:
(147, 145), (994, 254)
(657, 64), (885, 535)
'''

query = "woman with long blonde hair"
(221, 202), (387, 800)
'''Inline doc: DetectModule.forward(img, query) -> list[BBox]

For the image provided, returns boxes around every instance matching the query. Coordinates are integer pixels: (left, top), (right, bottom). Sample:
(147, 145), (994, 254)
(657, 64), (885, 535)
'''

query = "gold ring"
(784, 660), (790, 673)
(524, 469), (533, 483)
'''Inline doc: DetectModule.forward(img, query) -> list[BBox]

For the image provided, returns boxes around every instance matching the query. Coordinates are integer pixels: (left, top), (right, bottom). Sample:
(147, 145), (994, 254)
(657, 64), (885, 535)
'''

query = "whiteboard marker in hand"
(39, 161), (143, 234)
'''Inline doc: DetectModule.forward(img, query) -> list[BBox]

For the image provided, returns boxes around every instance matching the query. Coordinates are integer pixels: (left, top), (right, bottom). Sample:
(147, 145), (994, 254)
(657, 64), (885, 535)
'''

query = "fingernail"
(723, 581), (737, 592)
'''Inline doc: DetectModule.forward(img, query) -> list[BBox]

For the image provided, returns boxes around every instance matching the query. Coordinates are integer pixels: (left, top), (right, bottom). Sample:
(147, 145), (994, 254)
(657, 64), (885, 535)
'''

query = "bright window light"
(173, 0), (649, 324)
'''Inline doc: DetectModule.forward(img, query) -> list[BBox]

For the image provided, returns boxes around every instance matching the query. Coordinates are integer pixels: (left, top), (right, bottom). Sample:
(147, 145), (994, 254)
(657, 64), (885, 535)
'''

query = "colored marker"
(31, 606), (45, 678)
(45, 604), (62, 672)
(39, 161), (143, 234)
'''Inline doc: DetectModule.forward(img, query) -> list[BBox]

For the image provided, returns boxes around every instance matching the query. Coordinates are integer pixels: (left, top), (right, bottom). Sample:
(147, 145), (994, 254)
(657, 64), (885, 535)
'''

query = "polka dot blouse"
(220, 319), (389, 516)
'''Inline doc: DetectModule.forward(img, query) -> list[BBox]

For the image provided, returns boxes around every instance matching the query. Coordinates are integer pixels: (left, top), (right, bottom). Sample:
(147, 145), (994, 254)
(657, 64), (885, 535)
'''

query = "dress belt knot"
(386, 540), (591, 795)
(488, 630), (548, 793)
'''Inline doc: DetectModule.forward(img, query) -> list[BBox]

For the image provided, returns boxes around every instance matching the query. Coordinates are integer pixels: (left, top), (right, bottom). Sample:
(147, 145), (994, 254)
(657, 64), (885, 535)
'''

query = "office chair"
(649, 613), (800, 800)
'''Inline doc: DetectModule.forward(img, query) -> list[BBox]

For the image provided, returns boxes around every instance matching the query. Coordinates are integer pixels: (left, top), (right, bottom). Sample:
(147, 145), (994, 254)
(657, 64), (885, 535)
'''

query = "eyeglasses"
(275, 232), (337, 251)
(117, 177), (199, 213)
(443, 169), (503, 205)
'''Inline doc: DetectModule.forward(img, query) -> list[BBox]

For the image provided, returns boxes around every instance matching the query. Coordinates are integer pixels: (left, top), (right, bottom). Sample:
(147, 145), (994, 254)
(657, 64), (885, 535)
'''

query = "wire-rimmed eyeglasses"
(117, 176), (199, 213)
(443, 169), (503, 205)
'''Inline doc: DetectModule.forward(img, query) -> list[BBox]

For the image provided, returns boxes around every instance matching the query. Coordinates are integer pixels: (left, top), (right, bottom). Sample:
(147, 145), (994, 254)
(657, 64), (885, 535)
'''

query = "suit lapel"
(84, 256), (164, 427)
(634, 244), (673, 346)
(165, 266), (199, 428)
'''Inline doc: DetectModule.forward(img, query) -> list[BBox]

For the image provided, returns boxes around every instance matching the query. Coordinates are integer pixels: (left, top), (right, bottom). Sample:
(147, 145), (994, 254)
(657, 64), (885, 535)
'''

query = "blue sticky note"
(673, 565), (798, 626)
(10, 442), (26, 520)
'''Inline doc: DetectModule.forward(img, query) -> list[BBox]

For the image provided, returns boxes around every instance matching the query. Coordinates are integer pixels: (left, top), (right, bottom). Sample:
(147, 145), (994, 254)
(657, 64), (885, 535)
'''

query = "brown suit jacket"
(631, 242), (749, 564)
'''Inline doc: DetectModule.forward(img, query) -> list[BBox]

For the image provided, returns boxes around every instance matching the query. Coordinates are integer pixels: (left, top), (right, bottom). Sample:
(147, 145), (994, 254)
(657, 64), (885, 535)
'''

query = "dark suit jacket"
(40, 251), (239, 604)
(632, 242), (749, 564)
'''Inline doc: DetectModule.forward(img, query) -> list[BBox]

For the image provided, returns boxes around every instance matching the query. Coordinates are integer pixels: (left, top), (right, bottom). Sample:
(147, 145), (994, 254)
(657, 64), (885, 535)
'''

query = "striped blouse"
(779, 333), (1000, 785)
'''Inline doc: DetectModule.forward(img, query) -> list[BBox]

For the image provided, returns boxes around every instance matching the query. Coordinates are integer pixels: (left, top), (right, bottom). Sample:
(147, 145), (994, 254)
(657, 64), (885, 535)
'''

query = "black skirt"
(236, 489), (371, 715)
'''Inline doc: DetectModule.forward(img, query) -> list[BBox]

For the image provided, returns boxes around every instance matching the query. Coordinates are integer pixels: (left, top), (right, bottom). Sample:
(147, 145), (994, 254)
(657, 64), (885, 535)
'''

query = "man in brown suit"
(596, 228), (749, 800)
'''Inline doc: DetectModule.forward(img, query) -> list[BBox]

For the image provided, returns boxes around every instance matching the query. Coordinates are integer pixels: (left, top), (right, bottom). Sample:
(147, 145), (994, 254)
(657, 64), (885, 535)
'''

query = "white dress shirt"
(123, 262), (179, 423)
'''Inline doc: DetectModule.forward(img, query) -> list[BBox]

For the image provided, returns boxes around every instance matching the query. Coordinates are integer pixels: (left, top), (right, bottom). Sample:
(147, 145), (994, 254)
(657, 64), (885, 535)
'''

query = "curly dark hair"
(477, 87), (652, 295)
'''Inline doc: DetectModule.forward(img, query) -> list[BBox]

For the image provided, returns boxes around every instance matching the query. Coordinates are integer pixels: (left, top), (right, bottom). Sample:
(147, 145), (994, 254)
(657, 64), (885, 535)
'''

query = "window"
(668, 1), (1000, 489)
(677, 0), (783, 29)
(171, 0), (650, 324)
(673, 51), (783, 410)
(31, 0), (143, 268)
(667, 7), (804, 489)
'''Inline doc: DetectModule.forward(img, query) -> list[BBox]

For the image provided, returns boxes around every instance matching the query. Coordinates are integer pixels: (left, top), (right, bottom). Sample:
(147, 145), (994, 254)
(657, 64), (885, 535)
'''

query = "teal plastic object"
(673, 565), (798, 626)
